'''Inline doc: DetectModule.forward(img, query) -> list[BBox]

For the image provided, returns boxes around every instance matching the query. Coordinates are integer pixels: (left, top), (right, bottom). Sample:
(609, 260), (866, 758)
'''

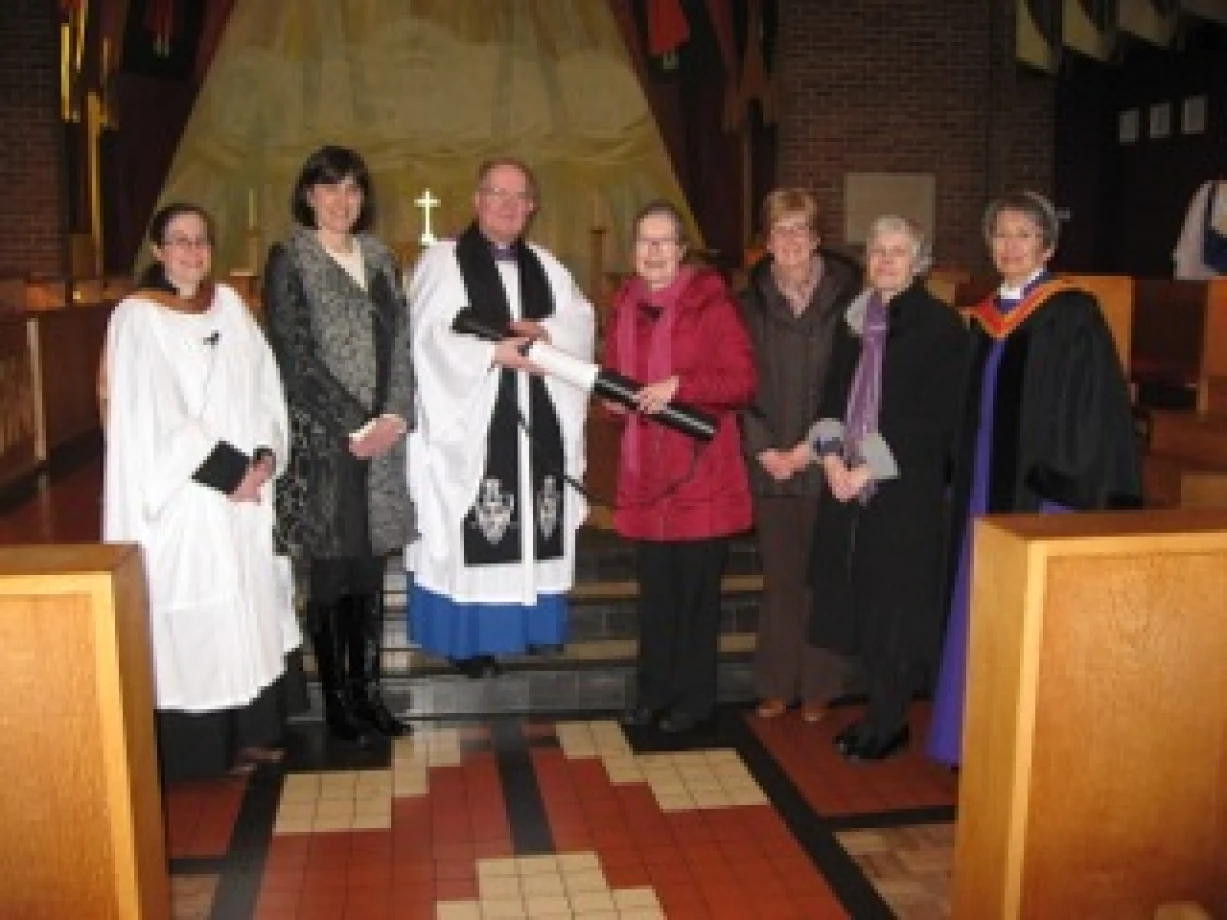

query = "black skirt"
(156, 673), (297, 782)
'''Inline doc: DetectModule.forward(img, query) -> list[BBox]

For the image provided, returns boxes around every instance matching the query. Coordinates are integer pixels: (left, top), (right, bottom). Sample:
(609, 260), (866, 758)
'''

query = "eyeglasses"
(163, 237), (212, 250)
(867, 245), (912, 260)
(770, 222), (813, 239)
(635, 236), (679, 249)
(991, 229), (1044, 242)
(479, 186), (533, 204)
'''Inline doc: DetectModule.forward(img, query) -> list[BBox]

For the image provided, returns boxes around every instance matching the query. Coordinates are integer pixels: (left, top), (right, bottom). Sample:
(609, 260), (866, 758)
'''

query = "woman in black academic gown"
(927, 190), (1142, 767)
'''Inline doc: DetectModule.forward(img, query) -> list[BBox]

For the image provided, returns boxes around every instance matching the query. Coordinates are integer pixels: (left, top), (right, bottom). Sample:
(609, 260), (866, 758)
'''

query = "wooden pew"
(1060, 273), (1133, 374)
(925, 266), (972, 306)
(1130, 279), (1207, 408)
(1193, 278), (1227, 413)
(0, 303), (112, 491)
(953, 509), (1227, 919)
(1129, 279), (1227, 507)
(0, 544), (169, 918)
(0, 313), (39, 484)
(0, 277), (26, 313)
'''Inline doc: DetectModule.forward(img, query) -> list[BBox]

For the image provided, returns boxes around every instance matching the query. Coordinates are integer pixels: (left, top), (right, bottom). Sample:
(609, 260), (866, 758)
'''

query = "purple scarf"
(615, 266), (696, 475)
(844, 291), (889, 498)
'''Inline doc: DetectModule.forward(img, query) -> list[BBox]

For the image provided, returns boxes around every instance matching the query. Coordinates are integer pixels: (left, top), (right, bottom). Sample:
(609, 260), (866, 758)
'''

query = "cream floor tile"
(480, 896), (527, 918)
(434, 903), (481, 919)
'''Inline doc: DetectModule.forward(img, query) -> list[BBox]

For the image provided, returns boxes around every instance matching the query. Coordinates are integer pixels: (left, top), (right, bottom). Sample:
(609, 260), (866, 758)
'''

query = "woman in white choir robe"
(103, 202), (300, 781)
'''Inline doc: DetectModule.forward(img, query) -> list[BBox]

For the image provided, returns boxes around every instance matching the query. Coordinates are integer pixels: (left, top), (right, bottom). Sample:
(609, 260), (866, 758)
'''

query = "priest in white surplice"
(103, 202), (300, 780)
(406, 158), (594, 677)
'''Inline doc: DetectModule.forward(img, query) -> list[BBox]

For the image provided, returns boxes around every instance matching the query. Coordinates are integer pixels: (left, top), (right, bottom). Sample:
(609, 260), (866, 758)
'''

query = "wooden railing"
(0, 303), (113, 489)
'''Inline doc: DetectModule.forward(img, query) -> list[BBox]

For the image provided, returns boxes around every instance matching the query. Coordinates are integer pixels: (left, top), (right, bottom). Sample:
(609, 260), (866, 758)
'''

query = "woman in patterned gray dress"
(264, 145), (415, 741)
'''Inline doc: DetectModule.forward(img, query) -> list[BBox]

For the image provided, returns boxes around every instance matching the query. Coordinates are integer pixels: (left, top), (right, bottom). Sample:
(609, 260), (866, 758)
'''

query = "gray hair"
(633, 199), (690, 247)
(982, 190), (1060, 249)
(865, 214), (933, 274)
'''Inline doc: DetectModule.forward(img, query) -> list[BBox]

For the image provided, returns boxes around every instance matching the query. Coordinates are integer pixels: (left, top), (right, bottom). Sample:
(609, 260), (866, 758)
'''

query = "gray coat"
(264, 227), (415, 564)
(738, 250), (862, 496)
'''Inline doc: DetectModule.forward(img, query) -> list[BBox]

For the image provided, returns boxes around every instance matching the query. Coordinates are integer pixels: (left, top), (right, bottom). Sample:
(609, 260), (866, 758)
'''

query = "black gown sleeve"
(1026, 295), (1143, 509)
(193, 441), (249, 493)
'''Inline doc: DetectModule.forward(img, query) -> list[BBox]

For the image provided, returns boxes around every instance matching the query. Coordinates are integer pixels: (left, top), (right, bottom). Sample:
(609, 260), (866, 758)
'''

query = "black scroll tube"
(451, 309), (717, 442)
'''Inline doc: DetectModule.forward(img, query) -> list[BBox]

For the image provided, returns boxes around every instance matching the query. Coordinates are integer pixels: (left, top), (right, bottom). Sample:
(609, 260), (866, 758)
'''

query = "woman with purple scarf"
(605, 199), (757, 734)
(808, 215), (968, 762)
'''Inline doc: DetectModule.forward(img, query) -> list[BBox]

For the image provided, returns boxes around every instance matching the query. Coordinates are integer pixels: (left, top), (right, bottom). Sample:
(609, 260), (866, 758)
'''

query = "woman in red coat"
(605, 200), (757, 733)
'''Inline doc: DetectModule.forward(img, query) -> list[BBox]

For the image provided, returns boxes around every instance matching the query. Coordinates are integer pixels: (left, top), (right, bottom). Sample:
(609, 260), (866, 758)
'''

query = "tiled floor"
(161, 706), (956, 919)
(5, 450), (961, 919)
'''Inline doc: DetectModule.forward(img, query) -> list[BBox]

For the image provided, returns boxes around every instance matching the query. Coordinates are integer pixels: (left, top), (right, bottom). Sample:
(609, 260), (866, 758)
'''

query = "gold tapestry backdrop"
(150, 0), (699, 289)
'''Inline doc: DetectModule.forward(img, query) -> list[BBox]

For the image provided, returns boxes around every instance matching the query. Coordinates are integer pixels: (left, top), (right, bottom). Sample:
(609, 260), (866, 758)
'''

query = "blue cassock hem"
(406, 582), (568, 659)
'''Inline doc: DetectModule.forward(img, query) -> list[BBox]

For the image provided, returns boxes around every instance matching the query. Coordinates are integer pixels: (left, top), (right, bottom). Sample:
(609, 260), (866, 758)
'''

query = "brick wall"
(0, 0), (64, 278)
(776, 0), (1055, 272)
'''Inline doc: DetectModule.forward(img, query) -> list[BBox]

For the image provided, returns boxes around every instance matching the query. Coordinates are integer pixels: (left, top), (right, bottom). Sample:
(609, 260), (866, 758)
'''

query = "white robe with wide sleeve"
(103, 283), (299, 712)
(1173, 180), (1227, 280)
(405, 241), (594, 605)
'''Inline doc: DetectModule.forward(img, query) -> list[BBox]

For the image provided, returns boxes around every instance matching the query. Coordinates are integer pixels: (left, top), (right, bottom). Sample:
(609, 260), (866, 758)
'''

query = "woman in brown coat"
(739, 189), (861, 722)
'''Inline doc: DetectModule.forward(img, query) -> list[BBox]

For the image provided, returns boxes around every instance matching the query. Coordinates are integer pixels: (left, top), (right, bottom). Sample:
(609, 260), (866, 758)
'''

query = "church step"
(299, 650), (758, 719)
(386, 634), (755, 676)
(379, 526), (765, 593)
(293, 525), (767, 715)
(1145, 409), (1227, 465)
(1143, 451), (1227, 508)
(1197, 375), (1227, 416)
(374, 527), (765, 650)
(305, 631), (758, 681)
(370, 577), (763, 651)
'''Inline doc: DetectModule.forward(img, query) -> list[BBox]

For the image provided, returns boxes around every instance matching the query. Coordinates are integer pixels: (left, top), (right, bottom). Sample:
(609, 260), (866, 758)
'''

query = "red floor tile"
(22, 452), (930, 920)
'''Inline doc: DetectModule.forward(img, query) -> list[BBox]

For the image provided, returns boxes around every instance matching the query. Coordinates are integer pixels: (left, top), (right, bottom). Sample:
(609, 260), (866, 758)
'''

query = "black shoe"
(846, 725), (911, 763)
(453, 657), (481, 678)
(352, 696), (411, 737)
(341, 593), (411, 737)
(619, 706), (658, 728)
(658, 711), (710, 734)
(476, 655), (502, 678)
(323, 701), (367, 742)
(833, 720), (865, 756)
(453, 655), (502, 679)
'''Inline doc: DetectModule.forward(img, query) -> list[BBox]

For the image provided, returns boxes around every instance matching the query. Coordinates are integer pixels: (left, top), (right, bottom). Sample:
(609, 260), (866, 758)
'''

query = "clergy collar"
(134, 281), (216, 314)
(482, 234), (520, 262)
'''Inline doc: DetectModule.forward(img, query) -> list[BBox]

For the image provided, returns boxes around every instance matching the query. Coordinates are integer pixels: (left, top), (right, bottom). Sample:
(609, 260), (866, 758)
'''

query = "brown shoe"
(801, 701), (828, 723)
(755, 698), (787, 719)
(238, 746), (285, 764)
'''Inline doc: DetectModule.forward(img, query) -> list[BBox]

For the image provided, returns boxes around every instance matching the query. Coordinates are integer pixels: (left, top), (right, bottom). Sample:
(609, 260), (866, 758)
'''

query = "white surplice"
(102, 283), (300, 712)
(405, 241), (594, 606)
(1173, 179), (1227, 280)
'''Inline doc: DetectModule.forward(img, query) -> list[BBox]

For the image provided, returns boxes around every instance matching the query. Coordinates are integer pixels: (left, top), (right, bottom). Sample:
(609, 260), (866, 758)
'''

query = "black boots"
(343, 594), (409, 737)
(309, 603), (367, 742)
(309, 594), (409, 741)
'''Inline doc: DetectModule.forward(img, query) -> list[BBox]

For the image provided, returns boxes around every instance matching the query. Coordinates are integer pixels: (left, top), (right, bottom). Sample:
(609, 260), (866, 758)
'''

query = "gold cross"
(414, 188), (441, 245)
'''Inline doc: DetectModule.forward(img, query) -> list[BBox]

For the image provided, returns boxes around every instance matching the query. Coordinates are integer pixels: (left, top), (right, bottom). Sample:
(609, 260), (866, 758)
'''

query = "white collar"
(998, 268), (1046, 300)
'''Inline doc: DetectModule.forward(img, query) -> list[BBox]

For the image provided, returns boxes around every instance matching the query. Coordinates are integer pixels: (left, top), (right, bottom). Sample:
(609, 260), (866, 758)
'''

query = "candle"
(247, 188), (257, 230)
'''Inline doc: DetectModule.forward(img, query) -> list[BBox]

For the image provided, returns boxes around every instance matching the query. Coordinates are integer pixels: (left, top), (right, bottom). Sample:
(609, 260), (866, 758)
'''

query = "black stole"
(454, 222), (565, 566)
